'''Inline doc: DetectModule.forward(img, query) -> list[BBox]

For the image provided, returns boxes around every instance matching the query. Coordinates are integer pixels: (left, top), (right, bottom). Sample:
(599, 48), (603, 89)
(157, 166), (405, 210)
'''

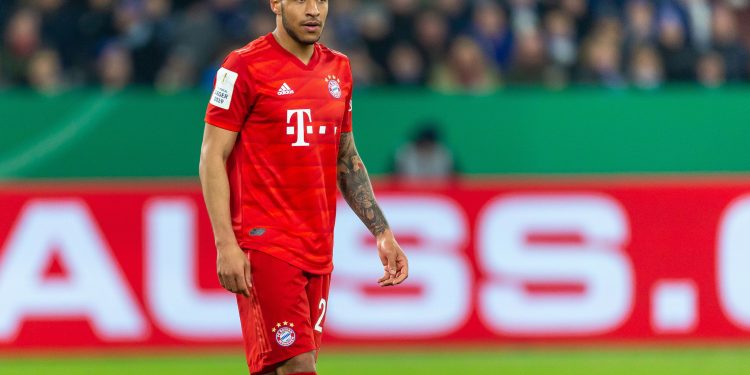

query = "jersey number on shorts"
(314, 298), (327, 333)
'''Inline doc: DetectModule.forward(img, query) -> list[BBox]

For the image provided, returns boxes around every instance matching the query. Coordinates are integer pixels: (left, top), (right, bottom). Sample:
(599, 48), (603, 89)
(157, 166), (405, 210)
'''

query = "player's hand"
(376, 229), (408, 287)
(216, 243), (252, 297)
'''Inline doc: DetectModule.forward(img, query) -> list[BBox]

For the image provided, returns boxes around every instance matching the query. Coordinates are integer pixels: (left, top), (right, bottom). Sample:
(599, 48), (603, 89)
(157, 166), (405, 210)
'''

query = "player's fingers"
(224, 275), (238, 294)
(380, 279), (395, 287)
(217, 273), (227, 290)
(393, 268), (407, 284)
(386, 254), (397, 276)
(379, 271), (396, 287)
(394, 256), (409, 285)
(393, 272), (408, 285)
(235, 274), (250, 297)
(378, 265), (395, 283)
(377, 270), (391, 284)
(377, 265), (388, 280)
(244, 261), (253, 289)
(220, 273), (234, 292)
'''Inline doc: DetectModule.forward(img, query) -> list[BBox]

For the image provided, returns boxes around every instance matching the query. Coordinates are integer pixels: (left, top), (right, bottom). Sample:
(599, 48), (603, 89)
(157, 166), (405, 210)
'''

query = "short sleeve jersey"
(205, 33), (353, 274)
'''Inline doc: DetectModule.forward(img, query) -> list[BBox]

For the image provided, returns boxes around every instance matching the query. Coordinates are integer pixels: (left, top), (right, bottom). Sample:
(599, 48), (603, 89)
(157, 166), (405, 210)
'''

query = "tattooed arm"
(337, 132), (389, 236)
(337, 132), (408, 286)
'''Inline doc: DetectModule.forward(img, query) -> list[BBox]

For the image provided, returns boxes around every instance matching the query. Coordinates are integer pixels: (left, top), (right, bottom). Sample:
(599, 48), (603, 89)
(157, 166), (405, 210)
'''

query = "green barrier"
(1, 87), (749, 178)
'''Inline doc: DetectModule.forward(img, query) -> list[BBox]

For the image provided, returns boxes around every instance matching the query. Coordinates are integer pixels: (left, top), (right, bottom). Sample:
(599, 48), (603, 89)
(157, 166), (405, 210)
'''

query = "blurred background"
(4, 0), (750, 374)
(3, 0), (750, 92)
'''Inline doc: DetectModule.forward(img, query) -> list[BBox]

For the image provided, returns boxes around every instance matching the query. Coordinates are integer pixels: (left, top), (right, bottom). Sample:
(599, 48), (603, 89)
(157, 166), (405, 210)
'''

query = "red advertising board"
(3, 178), (750, 350)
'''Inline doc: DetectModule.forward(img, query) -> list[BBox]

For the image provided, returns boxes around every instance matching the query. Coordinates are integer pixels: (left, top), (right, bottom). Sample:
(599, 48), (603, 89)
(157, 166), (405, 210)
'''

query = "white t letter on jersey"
(0, 200), (146, 341)
(287, 109), (312, 147)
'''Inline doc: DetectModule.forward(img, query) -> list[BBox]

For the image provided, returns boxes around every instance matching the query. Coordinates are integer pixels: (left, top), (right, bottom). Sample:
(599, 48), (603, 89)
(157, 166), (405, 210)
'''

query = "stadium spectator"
(469, 0), (514, 72)
(387, 0), (419, 42)
(323, 0), (358, 51)
(414, 10), (450, 71)
(543, 9), (577, 80)
(577, 18), (626, 89)
(1, 8), (41, 86)
(507, 29), (548, 85)
(430, 35), (500, 92)
(247, 10), (275, 39)
(437, 0), (473, 36)
(155, 48), (198, 92)
(710, 3), (749, 81)
(75, 0), (118, 81)
(684, 0), (712, 51)
(629, 45), (664, 90)
(119, 0), (172, 85)
(27, 48), (64, 93)
(658, 11), (698, 81)
(2, 0), (750, 91)
(168, 2), (221, 75)
(211, 0), (253, 43)
(348, 47), (383, 88)
(623, 0), (657, 58)
(559, 0), (594, 42)
(35, 0), (79, 70)
(358, 4), (394, 71)
(386, 43), (427, 86)
(393, 122), (457, 180)
(508, 0), (539, 35)
(97, 43), (132, 90)
(696, 51), (727, 88)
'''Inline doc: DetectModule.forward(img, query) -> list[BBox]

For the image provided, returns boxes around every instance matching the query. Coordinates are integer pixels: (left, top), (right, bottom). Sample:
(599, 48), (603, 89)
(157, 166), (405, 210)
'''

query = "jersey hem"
(241, 244), (333, 275)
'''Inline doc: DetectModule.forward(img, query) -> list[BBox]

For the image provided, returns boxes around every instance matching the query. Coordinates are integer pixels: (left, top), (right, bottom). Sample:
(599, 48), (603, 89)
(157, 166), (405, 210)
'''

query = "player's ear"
(270, 0), (282, 15)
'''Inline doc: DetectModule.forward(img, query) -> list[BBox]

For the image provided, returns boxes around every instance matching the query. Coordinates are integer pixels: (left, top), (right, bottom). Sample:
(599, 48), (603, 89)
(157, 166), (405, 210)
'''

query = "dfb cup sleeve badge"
(326, 75), (342, 99)
(272, 321), (296, 347)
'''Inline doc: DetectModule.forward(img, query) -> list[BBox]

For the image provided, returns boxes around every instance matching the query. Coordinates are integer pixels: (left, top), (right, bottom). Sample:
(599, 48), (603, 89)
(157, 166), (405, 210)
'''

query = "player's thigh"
(306, 272), (331, 345)
(251, 251), (317, 362)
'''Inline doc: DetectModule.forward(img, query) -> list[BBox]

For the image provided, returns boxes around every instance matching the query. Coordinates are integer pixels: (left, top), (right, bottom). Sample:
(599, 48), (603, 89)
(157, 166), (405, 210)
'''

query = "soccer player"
(199, 1), (409, 374)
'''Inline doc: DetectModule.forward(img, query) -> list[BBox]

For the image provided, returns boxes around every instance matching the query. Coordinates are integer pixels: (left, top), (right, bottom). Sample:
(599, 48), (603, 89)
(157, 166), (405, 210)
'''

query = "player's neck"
(272, 28), (315, 65)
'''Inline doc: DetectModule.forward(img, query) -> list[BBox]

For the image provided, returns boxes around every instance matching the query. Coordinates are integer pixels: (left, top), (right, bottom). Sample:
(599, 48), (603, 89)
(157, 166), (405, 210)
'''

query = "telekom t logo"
(286, 109), (335, 147)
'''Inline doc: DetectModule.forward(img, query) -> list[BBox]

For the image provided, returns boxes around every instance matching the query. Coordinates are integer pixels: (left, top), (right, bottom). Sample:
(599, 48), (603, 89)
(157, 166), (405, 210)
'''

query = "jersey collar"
(267, 33), (320, 71)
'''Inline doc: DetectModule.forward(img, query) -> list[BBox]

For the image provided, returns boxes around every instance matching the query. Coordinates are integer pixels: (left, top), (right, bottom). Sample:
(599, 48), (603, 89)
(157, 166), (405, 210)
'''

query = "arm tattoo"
(337, 133), (390, 236)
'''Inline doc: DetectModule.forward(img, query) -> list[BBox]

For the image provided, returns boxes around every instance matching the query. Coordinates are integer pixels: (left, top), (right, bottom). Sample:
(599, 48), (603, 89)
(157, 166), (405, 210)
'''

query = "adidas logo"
(277, 83), (295, 96)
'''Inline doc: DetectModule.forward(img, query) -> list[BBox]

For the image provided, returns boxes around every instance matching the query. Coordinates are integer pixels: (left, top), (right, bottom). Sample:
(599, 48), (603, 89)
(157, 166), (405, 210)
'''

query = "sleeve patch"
(210, 68), (239, 110)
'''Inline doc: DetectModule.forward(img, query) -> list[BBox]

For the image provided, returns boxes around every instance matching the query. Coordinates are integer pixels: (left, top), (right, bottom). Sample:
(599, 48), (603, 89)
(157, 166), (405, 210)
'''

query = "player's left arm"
(337, 132), (408, 286)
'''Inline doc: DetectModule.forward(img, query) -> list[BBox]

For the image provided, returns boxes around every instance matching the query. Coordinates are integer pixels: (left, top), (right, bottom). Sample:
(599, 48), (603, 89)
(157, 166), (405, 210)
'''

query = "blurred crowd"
(2, 0), (750, 93)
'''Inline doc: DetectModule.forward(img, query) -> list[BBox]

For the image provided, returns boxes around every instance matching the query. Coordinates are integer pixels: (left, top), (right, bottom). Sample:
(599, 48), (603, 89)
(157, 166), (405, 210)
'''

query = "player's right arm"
(199, 125), (251, 297)
(200, 52), (254, 298)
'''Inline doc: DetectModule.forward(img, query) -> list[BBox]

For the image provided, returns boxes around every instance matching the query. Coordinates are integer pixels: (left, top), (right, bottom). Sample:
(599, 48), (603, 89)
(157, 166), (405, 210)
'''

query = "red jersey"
(205, 33), (353, 274)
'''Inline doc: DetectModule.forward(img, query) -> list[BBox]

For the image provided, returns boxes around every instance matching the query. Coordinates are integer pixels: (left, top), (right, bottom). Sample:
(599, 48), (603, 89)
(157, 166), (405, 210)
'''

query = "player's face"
(280, 0), (328, 45)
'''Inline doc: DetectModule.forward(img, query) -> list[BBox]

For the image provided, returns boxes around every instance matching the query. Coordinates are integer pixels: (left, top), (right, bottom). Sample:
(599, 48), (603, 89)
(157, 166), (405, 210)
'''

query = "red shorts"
(236, 250), (331, 375)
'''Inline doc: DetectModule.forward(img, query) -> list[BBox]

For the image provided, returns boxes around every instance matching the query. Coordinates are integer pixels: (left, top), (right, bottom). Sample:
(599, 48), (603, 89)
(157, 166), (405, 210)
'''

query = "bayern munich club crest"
(326, 75), (342, 99)
(273, 321), (296, 347)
